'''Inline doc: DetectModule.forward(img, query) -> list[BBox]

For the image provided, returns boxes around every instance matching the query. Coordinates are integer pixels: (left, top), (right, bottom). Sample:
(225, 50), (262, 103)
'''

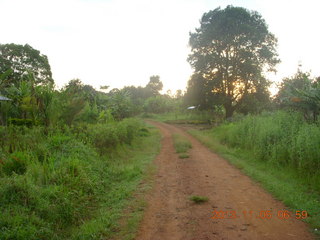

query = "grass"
(172, 133), (192, 154)
(72, 127), (161, 240)
(143, 110), (224, 125)
(189, 124), (320, 237)
(0, 120), (161, 240)
(178, 153), (190, 159)
(189, 195), (209, 204)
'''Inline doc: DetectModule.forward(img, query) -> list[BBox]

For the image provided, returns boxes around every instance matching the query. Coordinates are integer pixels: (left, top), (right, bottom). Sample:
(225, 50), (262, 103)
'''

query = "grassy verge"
(189, 128), (320, 237)
(72, 125), (160, 240)
(172, 133), (192, 158)
(0, 121), (161, 240)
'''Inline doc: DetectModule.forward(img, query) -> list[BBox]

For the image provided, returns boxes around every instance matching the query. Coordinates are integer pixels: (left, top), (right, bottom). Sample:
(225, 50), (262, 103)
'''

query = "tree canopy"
(146, 75), (163, 96)
(187, 5), (279, 118)
(0, 43), (53, 85)
(276, 69), (320, 122)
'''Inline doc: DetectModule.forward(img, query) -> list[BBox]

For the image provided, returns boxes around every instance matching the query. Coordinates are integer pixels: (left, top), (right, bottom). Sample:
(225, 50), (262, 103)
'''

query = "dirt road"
(135, 121), (314, 240)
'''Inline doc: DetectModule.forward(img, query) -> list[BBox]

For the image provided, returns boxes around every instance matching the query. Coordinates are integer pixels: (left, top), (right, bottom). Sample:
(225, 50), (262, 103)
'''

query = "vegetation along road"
(135, 121), (314, 240)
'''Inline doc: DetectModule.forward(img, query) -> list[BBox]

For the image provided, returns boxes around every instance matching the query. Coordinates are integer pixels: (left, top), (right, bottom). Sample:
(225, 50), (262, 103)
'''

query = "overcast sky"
(1, 0), (319, 93)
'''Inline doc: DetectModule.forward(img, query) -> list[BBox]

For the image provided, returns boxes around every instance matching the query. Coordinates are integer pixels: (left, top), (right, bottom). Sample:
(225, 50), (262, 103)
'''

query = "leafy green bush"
(143, 95), (175, 114)
(85, 118), (142, 154)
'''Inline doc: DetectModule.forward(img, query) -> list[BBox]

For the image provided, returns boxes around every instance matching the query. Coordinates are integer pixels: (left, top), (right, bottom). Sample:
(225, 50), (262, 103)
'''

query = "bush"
(8, 118), (35, 127)
(85, 118), (142, 153)
(2, 152), (29, 176)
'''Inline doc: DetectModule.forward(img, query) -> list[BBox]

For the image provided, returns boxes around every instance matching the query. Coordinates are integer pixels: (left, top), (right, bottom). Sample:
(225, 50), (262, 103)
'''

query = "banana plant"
(294, 82), (320, 122)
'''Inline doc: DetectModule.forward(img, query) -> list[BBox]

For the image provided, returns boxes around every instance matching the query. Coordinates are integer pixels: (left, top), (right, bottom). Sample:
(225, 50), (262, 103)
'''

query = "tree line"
(1, 5), (319, 126)
(0, 44), (182, 127)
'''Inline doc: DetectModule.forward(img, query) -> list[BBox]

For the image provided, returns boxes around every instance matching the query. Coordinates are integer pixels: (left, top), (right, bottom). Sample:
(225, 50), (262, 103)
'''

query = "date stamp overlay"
(211, 210), (308, 220)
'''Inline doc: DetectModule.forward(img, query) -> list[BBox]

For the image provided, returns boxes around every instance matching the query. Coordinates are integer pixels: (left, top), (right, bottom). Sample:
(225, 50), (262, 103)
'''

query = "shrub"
(85, 118), (142, 153)
(2, 152), (28, 176)
(8, 118), (35, 127)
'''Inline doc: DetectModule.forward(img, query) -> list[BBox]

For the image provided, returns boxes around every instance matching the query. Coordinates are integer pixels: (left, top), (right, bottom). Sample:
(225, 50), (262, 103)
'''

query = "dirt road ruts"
(135, 121), (314, 240)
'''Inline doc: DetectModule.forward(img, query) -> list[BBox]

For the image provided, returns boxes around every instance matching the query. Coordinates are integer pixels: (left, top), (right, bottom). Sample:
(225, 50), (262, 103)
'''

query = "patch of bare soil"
(135, 121), (314, 240)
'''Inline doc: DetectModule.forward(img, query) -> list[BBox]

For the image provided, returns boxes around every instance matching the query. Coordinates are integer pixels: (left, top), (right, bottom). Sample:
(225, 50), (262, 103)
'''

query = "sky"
(1, 0), (320, 94)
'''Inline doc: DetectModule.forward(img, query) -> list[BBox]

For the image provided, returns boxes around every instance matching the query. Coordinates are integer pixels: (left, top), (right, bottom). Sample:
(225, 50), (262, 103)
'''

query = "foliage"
(0, 69), (13, 90)
(107, 89), (134, 120)
(2, 152), (28, 176)
(211, 111), (320, 178)
(8, 118), (35, 127)
(187, 6), (279, 118)
(83, 118), (142, 154)
(183, 73), (216, 110)
(0, 43), (53, 85)
(0, 119), (159, 239)
(143, 95), (175, 114)
(172, 134), (192, 154)
(0, 47), (170, 126)
(178, 153), (190, 159)
(145, 75), (163, 96)
(276, 69), (320, 122)
(189, 195), (209, 204)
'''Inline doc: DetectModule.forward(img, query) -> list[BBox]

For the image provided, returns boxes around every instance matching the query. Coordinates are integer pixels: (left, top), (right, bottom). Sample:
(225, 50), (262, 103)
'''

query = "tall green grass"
(215, 111), (320, 184)
(0, 119), (160, 240)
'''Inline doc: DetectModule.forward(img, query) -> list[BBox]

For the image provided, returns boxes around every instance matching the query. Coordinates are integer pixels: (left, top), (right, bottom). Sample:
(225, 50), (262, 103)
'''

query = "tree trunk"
(224, 103), (235, 119)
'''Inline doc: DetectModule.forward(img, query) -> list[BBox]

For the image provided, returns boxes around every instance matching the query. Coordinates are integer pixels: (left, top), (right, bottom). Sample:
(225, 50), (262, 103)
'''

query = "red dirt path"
(135, 121), (314, 240)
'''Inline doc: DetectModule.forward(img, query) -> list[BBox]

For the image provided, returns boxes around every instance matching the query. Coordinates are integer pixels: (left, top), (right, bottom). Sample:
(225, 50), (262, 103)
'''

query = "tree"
(276, 69), (320, 121)
(146, 75), (163, 96)
(107, 89), (134, 120)
(276, 69), (312, 103)
(0, 43), (53, 85)
(184, 73), (220, 110)
(188, 6), (279, 118)
(143, 95), (174, 114)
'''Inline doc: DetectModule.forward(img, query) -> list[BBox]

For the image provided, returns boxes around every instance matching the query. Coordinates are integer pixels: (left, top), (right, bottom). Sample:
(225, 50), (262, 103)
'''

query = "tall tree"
(188, 6), (279, 118)
(146, 75), (163, 96)
(0, 43), (53, 85)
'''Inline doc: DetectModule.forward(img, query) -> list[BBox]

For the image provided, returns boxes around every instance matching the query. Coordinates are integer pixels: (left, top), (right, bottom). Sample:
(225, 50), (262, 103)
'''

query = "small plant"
(139, 127), (150, 137)
(189, 195), (209, 204)
(173, 134), (192, 154)
(179, 153), (189, 159)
